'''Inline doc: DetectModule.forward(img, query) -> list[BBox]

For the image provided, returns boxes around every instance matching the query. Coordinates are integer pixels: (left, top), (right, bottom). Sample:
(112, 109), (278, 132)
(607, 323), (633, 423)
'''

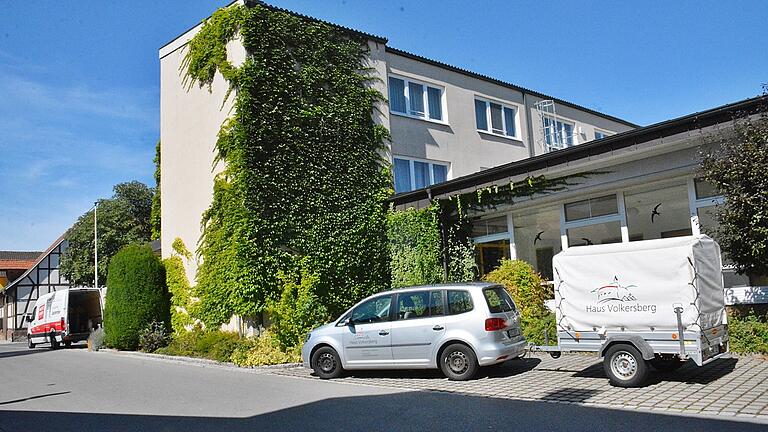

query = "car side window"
(31, 307), (37, 322)
(447, 290), (473, 315)
(397, 291), (430, 320)
(351, 295), (392, 324)
(429, 290), (445, 316)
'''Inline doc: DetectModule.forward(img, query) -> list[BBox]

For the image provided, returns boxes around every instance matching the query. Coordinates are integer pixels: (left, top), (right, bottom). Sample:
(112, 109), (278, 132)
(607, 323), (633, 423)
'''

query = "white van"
(26, 288), (103, 349)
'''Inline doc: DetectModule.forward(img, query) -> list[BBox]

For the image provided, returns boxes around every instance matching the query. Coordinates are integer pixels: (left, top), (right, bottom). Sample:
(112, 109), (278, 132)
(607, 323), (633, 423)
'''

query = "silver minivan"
(301, 283), (526, 381)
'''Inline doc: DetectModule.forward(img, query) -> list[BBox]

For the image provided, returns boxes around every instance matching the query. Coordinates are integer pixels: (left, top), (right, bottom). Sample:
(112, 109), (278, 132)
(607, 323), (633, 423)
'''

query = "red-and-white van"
(26, 288), (103, 349)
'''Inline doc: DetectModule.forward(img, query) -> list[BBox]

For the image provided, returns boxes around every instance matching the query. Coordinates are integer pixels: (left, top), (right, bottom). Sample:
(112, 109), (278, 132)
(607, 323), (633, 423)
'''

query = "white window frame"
(474, 97), (521, 140)
(687, 178), (725, 236)
(388, 75), (447, 124)
(594, 128), (612, 140)
(560, 192), (628, 250)
(543, 115), (577, 148)
(393, 156), (450, 193)
(472, 213), (517, 262)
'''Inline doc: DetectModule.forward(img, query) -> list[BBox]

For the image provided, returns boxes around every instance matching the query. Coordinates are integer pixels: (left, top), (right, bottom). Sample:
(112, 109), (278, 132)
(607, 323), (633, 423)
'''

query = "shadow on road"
(0, 348), (49, 360)
(0, 391), (71, 406)
(323, 357), (541, 380)
(0, 390), (763, 432)
(572, 357), (738, 385)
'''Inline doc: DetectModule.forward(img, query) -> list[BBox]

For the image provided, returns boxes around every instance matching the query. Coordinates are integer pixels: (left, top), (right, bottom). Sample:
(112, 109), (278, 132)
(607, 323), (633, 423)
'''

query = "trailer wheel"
(604, 343), (648, 387)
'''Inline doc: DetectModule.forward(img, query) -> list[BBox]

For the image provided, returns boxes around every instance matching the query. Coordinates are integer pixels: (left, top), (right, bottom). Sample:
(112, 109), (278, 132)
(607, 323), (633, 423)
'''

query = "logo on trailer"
(592, 276), (637, 303)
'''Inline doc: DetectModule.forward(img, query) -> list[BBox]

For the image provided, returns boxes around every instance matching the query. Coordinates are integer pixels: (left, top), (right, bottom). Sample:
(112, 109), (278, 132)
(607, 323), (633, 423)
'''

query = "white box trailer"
(532, 235), (729, 387)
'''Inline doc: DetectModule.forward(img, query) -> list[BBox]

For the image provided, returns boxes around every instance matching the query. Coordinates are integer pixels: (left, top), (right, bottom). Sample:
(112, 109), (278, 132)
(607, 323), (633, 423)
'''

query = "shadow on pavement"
(327, 357), (541, 380)
(0, 348), (50, 359)
(0, 391), (71, 406)
(0, 390), (763, 432)
(572, 357), (738, 385)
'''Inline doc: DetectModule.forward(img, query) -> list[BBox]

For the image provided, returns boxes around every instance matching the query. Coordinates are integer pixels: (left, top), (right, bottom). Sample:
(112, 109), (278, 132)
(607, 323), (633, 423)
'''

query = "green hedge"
(104, 244), (170, 350)
(387, 206), (444, 288)
(729, 312), (768, 354)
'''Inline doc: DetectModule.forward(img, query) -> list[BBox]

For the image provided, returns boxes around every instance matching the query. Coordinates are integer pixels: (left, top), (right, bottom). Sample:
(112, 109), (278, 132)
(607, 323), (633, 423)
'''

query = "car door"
(342, 294), (393, 367)
(390, 290), (446, 366)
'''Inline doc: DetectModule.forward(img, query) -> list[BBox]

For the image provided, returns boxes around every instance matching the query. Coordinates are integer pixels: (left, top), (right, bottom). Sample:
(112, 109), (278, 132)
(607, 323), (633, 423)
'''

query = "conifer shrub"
(104, 243), (170, 350)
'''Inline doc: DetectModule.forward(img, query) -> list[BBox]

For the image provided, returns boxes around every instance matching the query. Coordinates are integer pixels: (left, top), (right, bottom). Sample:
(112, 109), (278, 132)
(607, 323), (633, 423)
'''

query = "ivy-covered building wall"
(162, 3), (392, 327)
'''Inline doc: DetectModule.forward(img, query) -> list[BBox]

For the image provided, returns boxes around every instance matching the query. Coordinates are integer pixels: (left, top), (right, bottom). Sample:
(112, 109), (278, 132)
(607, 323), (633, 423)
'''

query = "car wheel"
(49, 333), (60, 350)
(649, 355), (684, 372)
(439, 343), (478, 381)
(28, 336), (35, 349)
(64, 341), (72, 348)
(311, 347), (343, 379)
(604, 343), (648, 387)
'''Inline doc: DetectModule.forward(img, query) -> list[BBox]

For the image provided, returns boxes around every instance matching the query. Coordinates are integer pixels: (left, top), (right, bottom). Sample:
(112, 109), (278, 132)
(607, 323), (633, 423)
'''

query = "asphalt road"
(0, 342), (764, 432)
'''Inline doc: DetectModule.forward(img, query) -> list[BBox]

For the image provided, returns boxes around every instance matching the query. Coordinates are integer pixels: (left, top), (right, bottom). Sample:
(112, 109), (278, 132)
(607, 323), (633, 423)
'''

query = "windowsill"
(477, 129), (523, 143)
(390, 111), (450, 127)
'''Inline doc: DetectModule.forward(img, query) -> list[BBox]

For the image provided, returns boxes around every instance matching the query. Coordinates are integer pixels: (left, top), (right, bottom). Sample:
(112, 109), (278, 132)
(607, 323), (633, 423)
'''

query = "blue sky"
(1, 1), (766, 250)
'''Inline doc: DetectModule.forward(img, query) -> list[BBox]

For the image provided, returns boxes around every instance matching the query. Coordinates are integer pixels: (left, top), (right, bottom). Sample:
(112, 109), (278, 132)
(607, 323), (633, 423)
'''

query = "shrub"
(484, 259), (554, 344)
(104, 243), (170, 350)
(156, 328), (243, 362)
(729, 312), (768, 354)
(164, 253), (196, 334)
(230, 331), (301, 367)
(138, 321), (170, 352)
(268, 262), (329, 348)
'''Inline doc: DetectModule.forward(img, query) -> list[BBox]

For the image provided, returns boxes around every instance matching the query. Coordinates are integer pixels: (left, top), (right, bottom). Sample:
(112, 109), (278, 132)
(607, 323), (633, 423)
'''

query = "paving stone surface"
(273, 352), (768, 422)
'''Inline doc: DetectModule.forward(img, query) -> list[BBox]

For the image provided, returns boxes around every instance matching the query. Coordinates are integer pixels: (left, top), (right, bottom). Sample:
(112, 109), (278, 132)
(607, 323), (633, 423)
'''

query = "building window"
(512, 207), (562, 281)
(594, 129), (611, 140)
(625, 183), (692, 241)
(543, 116), (574, 148)
(393, 157), (449, 193)
(564, 195), (618, 222)
(471, 216), (511, 277)
(388, 76), (444, 121)
(474, 98), (518, 138)
(563, 194), (622, 247)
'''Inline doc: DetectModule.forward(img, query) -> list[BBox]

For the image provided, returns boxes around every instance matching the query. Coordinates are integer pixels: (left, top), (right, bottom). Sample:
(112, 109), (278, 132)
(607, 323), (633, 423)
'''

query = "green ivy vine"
(184, 3), (391, 326)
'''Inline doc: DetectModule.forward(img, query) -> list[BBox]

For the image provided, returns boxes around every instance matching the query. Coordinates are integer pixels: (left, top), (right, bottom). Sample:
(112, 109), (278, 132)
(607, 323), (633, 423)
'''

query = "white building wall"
(159, 25), (246, 282)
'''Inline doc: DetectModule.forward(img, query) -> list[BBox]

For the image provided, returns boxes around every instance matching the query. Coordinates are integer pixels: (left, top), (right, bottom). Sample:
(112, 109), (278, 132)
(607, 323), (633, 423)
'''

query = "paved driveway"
(276, 352), (768, 421)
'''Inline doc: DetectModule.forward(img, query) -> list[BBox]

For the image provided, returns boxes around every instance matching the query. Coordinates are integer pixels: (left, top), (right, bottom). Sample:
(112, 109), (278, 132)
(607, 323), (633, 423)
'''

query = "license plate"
(506, 329), (519, 338)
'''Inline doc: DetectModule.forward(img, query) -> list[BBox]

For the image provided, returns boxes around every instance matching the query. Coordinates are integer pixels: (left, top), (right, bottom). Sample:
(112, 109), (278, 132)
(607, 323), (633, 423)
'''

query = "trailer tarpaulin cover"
(553, 235), (725, 332)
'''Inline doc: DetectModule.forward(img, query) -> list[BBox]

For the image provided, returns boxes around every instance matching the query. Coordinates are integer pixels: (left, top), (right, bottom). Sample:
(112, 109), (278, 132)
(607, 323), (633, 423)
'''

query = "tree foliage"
(700, 94), (768, 276)
(151, 140), (161, 241)
(61, 181), (154, 287)
(104, 244), (170, 350)
(185, 4), (391, 326)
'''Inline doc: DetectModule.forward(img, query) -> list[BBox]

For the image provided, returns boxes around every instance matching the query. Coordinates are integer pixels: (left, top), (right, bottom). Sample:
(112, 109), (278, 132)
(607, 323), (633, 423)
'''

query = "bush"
(138, 321), (170, 352)
(729, 312), (768, 354)
(230, 331), (301, 367)
(104, 243), (170, 350)
(164, 253), (196, 334)
(156, 328), (243, 362)
(483, 259), (554, 344)
(268, 262), (329, 349)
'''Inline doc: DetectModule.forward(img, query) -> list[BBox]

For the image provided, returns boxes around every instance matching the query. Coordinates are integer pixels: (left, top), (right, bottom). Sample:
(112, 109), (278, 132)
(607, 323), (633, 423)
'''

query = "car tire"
(439, 343), (478, 381)
(28, 336), (35, 349)
(603, 343), (648, 387)
(311, 346), (343, 379)
(64, 341), (72, 348)
(649, 355), (684, 372)
(49, 333), (60, 350)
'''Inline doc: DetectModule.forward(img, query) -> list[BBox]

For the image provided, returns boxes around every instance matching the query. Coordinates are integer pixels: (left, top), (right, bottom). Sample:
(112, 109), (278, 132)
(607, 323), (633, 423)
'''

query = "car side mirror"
(26, 315), (33, 322)
(340, 317), (355, 327)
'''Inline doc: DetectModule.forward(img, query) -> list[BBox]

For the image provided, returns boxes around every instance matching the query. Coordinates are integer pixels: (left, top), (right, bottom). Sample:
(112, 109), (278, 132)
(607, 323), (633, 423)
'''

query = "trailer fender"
(600, 336), (654, 360)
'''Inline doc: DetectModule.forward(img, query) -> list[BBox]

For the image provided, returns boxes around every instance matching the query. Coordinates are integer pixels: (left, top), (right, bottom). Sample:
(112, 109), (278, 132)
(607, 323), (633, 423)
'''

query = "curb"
(93, 348), (302, 373)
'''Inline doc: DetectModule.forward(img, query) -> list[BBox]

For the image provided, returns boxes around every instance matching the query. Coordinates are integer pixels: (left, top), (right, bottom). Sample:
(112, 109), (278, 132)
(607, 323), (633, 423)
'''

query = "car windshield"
(483, 286), (516, 313)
